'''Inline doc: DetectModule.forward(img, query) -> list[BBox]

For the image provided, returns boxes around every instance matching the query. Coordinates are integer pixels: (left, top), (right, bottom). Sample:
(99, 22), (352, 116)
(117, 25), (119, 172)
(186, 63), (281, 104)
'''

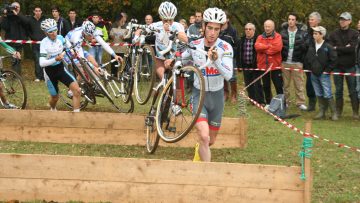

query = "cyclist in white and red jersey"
(135, 1), (188, 79)
(166, 7), (233, 162)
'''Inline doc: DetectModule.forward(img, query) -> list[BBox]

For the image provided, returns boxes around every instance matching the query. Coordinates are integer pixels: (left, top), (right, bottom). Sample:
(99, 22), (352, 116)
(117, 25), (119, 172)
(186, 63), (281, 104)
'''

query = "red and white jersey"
(182, 38), (233, 92)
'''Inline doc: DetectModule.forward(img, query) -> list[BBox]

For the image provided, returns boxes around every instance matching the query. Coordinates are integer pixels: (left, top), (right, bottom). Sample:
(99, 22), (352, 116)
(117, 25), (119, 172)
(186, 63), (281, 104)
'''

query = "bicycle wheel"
(59, 82), (89, 110)
(103, 75), (135, 113)
(155, 66), (205, 143)
(134, 44), (156, 105)
(119, 60), (134, 104)
(0, 70), (27, 109)
(145, 109), (160, 154)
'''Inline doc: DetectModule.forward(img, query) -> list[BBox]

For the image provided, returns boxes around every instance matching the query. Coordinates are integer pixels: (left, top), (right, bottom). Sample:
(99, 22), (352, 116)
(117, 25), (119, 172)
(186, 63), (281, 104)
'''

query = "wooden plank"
(0, 178), (304, 203)
(0, 153), (304, 190)
(304, 122), (313, 203)
(0, 110), (247, 148)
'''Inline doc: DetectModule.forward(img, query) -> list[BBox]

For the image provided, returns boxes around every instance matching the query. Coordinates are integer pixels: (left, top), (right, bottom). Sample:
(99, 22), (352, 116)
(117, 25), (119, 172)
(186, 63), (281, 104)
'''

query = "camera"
(1, 4), (17, 15)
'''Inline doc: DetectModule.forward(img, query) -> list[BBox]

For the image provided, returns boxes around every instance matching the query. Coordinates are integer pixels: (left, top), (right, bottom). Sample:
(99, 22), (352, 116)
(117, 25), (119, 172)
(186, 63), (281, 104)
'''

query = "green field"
(0, 57), (359, 203)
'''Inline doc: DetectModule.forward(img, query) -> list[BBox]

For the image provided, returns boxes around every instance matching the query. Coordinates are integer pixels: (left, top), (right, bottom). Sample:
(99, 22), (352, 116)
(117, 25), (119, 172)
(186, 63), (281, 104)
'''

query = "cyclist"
(65, 20), (122, 71)
(0, 37), (21, 109)
(166, 8), (233, 162)
(135, 1), (188, 80)
(39, 18), (81, 112)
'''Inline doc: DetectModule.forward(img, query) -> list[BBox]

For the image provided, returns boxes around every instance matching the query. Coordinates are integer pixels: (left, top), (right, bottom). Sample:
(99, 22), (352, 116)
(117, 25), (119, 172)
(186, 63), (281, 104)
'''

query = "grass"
(0, 56), (359, 203)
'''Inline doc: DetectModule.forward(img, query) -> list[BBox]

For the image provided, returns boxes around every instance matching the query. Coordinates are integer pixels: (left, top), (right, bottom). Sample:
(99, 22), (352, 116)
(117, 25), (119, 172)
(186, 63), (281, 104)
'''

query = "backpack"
(267, 94), (300, 119)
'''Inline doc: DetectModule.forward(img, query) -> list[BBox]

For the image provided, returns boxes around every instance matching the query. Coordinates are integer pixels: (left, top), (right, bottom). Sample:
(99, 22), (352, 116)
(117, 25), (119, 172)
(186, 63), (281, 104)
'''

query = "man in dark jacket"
(220, 12), (238, 103)
(280, 13), (307, 110)
(26, 6), (46, 81)
(67, 8), (83, 30)
(51, 6), (70, 37)
(329, 12), (359, 119)
(237, 23), (265, 105)
(0, 2), (27, 75)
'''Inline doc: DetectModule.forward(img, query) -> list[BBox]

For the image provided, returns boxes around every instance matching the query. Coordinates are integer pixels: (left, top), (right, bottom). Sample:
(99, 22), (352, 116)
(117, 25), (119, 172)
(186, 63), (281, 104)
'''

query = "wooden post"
(304, 121), (313, 203)
(239, 117), (248, 148)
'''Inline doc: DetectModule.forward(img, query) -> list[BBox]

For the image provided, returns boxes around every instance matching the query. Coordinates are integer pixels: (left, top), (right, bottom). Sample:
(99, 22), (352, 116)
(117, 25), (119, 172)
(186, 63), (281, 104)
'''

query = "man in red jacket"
(255, 20), (284, 104)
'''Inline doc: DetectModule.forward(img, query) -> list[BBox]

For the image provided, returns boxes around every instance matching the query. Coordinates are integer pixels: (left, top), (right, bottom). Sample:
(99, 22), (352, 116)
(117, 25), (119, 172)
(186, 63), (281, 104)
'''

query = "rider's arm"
(0, 37), (16, 55)
(39, 41), (56, 67)
(94, 35), (116, 57)
(214, 47), (233, 81)
(178, 31), (188, 44)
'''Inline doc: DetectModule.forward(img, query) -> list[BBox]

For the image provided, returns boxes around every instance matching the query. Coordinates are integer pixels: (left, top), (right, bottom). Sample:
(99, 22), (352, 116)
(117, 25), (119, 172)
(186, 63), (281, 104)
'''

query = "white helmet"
(82, 21), (96, 35)
(203, 7), (226, 24)
(41, 18), (58, 33)
(158, 1), (177, 20)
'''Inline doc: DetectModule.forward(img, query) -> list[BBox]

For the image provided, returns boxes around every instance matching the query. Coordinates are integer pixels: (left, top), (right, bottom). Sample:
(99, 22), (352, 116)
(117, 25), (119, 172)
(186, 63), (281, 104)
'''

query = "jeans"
(89, 46), (103, 65)
(32, 44), (43, 80)
(311, 73), (332, 99)
(356, 65), (360, 99)
(333, 67), (357, 100)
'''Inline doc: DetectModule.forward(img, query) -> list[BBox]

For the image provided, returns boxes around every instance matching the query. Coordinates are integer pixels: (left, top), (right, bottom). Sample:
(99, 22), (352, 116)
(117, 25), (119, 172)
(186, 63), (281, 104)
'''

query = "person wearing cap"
(305, 26), (338, 120)
(329, 12), (359, 119)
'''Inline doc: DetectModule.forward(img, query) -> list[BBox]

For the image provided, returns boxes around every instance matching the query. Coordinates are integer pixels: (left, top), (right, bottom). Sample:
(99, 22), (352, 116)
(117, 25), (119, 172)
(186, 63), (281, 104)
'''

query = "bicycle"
(0, 55), (27, 109)
(60, 46), (134, 113)
(124, 20), (157, 105)
(145, 32), (208, 153)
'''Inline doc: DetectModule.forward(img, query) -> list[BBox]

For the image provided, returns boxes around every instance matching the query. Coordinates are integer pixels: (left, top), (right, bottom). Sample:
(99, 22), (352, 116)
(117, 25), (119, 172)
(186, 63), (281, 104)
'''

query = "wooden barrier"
(0, 110), (247, 148)
(0, 153), (310, 202)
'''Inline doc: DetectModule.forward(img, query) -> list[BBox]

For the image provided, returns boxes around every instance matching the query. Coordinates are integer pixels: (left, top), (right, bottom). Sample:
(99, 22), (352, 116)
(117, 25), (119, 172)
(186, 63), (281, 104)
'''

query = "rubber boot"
(328, 98), (339, 121)
(224, 80), (229, 101)
(307, 97), (316, 112)
(350, 96), (359, 120)
(336, 98), (343, 118)
(314, 97), (326, 120)
(230, 81), (238, 104)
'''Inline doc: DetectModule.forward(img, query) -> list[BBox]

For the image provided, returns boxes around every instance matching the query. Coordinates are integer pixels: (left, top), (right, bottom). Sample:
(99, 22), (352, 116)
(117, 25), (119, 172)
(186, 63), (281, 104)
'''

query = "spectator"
(26, 6), (46, 82)
(304, 12), (322, 111)
(89, 11), (109, 66)
(255, 20), (284, 104)
(305, 26), (338, 120)
(237, 23), (265, 105)
(0, 2), (27, 75)
(187, 11), (203, 41)
(109, 12), (128, 76)
(357, 19), (360, 33)
(189, 15), (195, 25)
(280, 13), (307, 110)
(329, 12), (359, 119)
(145, 14), (153, 25)
(220, 11), (238, 103)
(67, 8), (82, 30)
(179, 19), (188, 32)
(356, 29), (360, 102)
(51, 6), (70, 37)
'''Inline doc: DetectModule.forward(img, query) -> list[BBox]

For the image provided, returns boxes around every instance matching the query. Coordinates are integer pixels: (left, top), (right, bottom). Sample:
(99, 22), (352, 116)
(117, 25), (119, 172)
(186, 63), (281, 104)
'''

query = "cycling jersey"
(182, 38), (233, 91)
(148, 21), (184, 60)
(65, 27), (116, 59)
(0, 37), (16, 55)
(39, 35), (71, 67)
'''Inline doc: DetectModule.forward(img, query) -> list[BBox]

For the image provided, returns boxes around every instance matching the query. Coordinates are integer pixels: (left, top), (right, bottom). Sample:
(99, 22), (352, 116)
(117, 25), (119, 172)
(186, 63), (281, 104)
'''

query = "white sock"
(50, 107), (57, 111)
(73, 109), (80, 112)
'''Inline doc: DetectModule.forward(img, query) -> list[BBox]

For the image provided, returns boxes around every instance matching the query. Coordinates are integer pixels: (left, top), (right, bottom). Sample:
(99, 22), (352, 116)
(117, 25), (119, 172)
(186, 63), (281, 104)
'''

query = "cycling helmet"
(158, 1), (177, 20)
(40, 18), (58, 33)
(203, 7), (226, 24)
(82, 21), (96, 35)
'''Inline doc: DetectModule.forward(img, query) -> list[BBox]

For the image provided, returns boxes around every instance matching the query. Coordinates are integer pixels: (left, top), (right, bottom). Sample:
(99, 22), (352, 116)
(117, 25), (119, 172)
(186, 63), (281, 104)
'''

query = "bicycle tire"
(0, 69), (27, 109)
(145, 115), (160, 154)
(103, 75), (135, 113)
(155, 66), (205, 143)
(119, 58), (134, 104)
(134, 44), (156, 105)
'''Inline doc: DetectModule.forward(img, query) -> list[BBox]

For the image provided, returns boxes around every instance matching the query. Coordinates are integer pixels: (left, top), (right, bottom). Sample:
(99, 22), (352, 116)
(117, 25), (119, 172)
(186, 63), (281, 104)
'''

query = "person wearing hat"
(329, 12), (359, 119)
(305, 26), (338, 120)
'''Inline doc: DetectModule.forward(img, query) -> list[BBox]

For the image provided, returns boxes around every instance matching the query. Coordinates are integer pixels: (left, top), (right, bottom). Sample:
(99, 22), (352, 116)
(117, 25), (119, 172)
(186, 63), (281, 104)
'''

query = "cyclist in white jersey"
(39, 18), (81, 112)
(65, 21), (122, 71)
(165, 8), (233, 162)
(134, 1), (188, 79)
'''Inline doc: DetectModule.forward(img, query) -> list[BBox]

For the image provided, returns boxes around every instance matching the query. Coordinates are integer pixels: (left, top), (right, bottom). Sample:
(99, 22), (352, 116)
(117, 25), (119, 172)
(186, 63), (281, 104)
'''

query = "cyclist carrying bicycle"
(0, 36), (21, 109)
(39, 18), (81, 112)
(165, 8), (233, 162)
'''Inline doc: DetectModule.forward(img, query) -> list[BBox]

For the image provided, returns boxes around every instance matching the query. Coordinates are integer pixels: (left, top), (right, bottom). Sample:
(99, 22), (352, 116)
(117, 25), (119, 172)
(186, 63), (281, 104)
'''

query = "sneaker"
(3, 102), (17, 109)
(34, 79), (40, 82)
(264, 104), (270, 110)
(193, 143), (201, 162)
(67, 90), (73, 99)
(297, 104), (308, 111)
(171, 104), (182, 116)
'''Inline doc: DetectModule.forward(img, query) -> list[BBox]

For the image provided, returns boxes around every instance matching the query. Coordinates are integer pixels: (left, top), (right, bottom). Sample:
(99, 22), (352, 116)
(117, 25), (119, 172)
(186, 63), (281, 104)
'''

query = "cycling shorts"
(44, 63), (76, 96)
